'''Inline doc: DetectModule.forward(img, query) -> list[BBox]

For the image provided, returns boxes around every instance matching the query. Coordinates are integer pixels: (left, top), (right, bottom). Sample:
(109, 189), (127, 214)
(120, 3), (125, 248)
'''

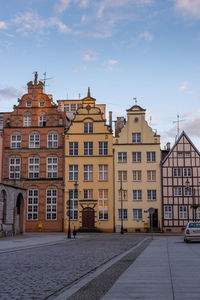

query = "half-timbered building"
(162, 131), (200, 232)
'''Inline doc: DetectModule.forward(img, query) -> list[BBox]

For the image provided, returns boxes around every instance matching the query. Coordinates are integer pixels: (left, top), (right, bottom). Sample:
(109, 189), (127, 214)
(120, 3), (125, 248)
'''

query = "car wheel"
(185, 239), (189, 243)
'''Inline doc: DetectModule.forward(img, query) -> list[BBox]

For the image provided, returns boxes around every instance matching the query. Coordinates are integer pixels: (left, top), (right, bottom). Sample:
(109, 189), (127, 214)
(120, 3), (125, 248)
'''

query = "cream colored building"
(64, 92), (114, 232)
(114, 105), (161, 232)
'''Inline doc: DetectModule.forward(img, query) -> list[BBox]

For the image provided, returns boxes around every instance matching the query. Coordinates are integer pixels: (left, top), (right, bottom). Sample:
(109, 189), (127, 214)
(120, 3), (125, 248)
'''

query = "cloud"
(179, 81), (188, 91)
(79, 0), (90, 8)
(106, 59), (118, 71)
(0, 21), (8, 30)
(139, 30), (153, 41)
(55, 0), (72, 14)
(82, 49), (97, 61)
(13, 12), (71, 34)
(0, 87), (25, 100)
(174, 0), (200, 19)
(72, 65), (87, 72)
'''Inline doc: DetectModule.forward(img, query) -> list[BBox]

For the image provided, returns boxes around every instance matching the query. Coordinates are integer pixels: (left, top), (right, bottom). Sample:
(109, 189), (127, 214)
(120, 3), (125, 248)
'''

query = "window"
(29, 133), (40, 148)
(132, 170), (142, 181)
(64, 104), (69, 112)
(24, 113), (31, 127)
(184, 168), (191, 177)
(26, 100), (32, 107)
(71, 104), (76, 112)
(133, 209), (142, 220)
(147, 152), (156, 162)
(77, 104), (82, 109)
(132, 152), (141, 162)
(177, 152), (183, 157)
(118, 209), (128, 220)
(99, 189), (108, 220)
(173, 168), (182, 177)
(47, 157), (58, 178)
(84, 142), (93, 155)
(27, 189), (38, 220)
(84, 189), (93, 200)
(184, 187), (193, 196)
(39, 114), (46, 127)
(9, 157), (20, 179)
(179, 205), (187, 219)
(196, 207), (200, 220)
(68, 190), (78, 220)
(147, 170), (156, 181)
(118, 152), (127, 163)
(185, 152), (191, 157)
(118, 190), (127, 201)
(133, 190), (142, 201)
(29, 157), (40, 178)
(132, 133), (141, 144)
(46, 189), (57, 220)
(48, 133), (58, 148)
(118, 171), (127, 181)
(69, 165), (78, 181)
(11, 133), (21, 148)
(84, 165), (93, 181)
(99, 142), (108, 155)
(0, 115), (3, 129)
(174, 187), (182, 196)
(98, 165), (108, 181)
(40, 102), (45, 107)
(147, 190), (156, 200)
(84, 122), (93, 133)
(164, 206), (172, 219)
(69, 142), (78, 156)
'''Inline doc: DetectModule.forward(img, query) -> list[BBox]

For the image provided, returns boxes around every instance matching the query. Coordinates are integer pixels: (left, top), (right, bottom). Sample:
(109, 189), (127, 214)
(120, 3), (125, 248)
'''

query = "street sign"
(149, 207), (155, 214)
(144, 210), (148, 213)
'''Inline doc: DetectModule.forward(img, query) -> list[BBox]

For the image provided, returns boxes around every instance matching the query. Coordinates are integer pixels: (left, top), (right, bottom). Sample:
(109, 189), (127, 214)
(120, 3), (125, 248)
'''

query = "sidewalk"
(0, 232), (69, 253)
(101, 236), (200, 300)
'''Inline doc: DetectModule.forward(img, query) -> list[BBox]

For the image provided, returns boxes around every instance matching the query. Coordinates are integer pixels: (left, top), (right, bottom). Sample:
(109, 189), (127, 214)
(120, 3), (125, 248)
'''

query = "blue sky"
(1, 0), (200, 148)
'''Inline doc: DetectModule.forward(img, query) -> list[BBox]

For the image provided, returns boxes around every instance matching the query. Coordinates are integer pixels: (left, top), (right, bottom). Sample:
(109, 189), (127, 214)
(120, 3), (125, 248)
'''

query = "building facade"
(162, 131), (200, 233)
(2, 73), (66, 232)
(114, 105), (162, 232)
(64, 92), (114, 232)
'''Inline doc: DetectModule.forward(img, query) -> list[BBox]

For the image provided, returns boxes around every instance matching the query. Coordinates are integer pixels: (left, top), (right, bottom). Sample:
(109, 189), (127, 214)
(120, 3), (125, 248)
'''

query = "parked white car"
(184, 222), (200, 243)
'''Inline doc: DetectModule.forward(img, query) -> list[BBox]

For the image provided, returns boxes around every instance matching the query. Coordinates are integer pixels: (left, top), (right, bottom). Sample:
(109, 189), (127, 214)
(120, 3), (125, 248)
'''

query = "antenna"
(173, 114), (185, 138)
(133, 97), (137, 105)
(40, 72), (53, 92)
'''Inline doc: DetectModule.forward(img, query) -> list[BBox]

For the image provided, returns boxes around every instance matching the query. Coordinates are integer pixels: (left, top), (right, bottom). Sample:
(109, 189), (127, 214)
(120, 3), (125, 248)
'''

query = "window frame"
(84, 165), (93, 181)
(11, 133), (22, 149)
(69, 164), (78, 181)
(132, 152), (141, 163)
(84, 142), (93, 156)
(68, 189), (78, 220)
(147, 190), (157, 201)
(69, 142), (78, 156)
(164, 205), (172, 219)
(133, 190), (142, 201)
(132, 133), (141, 144)
(28, 157), (40, 179)
(27, 189), (38, 220)
(99, 142), (108, 156)
(179, 205), (187, 219)
(98, 189), (108, 220)
(118, 152), (127, 163)
(46, 188), (57, 220)
(9, 157), (21, 179)
(98, 164), (108, 181)
(47, 132), (58, 148)
(47, 157), (58, 178)
(133, 209), (142, 220)
(118, 209), (128, 220)
(29, 132), (40, 148)
(84, 122), (93, 134)
(146, 152), (156, 162)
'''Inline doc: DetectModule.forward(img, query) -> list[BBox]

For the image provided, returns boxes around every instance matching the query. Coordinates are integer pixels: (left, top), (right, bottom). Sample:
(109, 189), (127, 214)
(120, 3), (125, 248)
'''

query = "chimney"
(109, 111), (112, 131)
(166, 142), (170, 151)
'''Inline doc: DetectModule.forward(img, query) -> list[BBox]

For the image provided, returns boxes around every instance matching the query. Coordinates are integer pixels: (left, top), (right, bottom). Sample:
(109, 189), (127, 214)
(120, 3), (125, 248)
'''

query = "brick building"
(2, 73), (66, 232)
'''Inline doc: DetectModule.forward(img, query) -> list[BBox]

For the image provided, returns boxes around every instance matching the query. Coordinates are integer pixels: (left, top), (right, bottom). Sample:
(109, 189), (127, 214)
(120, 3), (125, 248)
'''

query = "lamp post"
(120, 179), (124, 234)
(185, 179), (197, 221)
(68, 181), (78, 239)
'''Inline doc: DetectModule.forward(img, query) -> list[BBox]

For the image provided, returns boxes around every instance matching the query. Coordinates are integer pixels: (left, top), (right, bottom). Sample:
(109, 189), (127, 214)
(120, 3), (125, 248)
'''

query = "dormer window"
(39, 114), (46, 127)
(26, 100), (32, 107)
(40, 102), (45, 107)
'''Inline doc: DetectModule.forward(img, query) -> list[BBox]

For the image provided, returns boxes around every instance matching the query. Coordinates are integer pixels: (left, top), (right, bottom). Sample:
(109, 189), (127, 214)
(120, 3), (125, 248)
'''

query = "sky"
(0, 0), (200, 149)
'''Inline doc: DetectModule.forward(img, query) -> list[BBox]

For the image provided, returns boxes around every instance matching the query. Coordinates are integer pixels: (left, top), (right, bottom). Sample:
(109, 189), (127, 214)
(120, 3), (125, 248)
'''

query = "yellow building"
(64, 91), (114, 232)
(114, 105), (161, 232)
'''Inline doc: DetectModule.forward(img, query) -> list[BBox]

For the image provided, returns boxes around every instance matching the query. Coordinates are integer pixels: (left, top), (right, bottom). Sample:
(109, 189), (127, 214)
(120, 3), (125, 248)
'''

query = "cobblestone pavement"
(0, 233), (146, 300)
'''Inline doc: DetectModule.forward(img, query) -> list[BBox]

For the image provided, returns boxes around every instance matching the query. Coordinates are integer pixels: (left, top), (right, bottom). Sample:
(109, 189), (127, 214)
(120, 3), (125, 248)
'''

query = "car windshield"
(188, 223), (200, 228)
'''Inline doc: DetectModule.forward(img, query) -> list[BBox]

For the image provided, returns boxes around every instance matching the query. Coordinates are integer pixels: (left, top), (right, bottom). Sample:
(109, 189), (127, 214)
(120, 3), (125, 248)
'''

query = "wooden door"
(82, 207), (95, 228)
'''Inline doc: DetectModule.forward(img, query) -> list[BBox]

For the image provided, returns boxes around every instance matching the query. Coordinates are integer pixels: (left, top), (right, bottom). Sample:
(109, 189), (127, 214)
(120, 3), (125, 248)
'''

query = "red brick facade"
(2, 73), (66, 232)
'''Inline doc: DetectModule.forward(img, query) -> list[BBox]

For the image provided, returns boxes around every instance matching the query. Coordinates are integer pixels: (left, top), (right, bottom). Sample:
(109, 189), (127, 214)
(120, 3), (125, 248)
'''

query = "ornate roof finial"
(87, 87), (91, 98)
(133, 97), (137, 105)
(34, 72), (38, 85)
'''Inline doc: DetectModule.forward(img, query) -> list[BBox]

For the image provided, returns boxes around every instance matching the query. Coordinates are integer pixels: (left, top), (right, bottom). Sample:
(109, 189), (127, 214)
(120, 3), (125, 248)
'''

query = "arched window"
(27, 188), (39, 220)
(47, 132), (58, 148)
(39, 113), (46, 127)
(47, 157), (58, 178)
(29, 132), (40, 148)
(24, 113), (31, 127)
(29, 156), (40, 178)
(11, 133), (22, 148)
(46, 188), (57, 220)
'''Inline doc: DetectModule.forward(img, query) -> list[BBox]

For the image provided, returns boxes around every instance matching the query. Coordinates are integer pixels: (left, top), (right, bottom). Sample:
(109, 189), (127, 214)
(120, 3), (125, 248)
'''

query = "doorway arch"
(14, 193), (24, 234)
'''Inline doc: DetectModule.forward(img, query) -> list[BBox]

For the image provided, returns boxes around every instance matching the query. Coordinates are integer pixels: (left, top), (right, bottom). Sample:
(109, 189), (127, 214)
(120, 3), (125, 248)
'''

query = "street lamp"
(120, 179), (124, 234)
(185, 179), (197, 221)
(68, 181), (78, 239)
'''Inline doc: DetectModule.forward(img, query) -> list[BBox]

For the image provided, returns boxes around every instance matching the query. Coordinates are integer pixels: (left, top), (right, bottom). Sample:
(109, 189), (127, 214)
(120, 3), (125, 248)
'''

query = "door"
(150, 209), (158, 229)
(82, 207), (95, 228)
